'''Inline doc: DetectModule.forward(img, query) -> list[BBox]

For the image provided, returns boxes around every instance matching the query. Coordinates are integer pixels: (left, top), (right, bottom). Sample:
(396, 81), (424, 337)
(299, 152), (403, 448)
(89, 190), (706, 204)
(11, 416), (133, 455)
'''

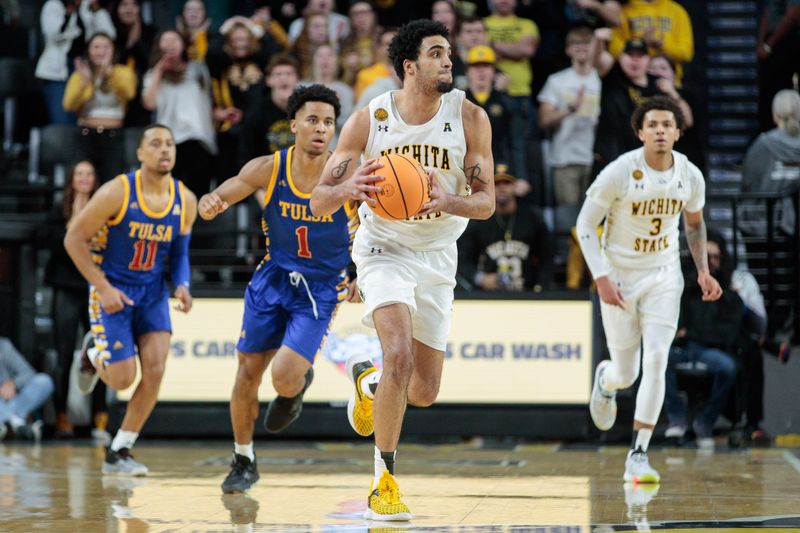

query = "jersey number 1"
(129, 240), (158, 271)
(296, 226), (312, 258)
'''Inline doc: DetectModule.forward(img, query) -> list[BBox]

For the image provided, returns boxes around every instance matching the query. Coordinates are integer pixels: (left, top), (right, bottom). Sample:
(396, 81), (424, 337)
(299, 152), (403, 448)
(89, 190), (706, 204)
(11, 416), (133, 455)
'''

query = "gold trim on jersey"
(178, 181), (187, 233)
(136, 169), (176, 219)
(285, 146), (312, 199)
(344, 200), (359, 245)
(107, 174), (130, 226)
(263, 150), (282, 207)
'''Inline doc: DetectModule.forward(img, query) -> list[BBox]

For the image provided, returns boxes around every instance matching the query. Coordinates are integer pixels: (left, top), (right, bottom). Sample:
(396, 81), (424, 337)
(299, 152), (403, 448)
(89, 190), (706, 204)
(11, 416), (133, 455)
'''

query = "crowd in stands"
(0, 0), (797, 443)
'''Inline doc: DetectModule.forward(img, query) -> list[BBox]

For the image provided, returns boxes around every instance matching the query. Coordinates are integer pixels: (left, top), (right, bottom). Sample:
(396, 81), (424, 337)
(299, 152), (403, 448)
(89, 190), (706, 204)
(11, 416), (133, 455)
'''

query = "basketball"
(368, 153), (430, 220)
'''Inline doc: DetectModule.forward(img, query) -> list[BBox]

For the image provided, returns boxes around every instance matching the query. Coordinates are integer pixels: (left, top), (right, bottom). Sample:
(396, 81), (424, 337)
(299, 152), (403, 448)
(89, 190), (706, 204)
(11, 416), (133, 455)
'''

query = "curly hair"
(631, 95), (686, 132)
(388, 20), (449, 80)
(286, 84), (341, 120)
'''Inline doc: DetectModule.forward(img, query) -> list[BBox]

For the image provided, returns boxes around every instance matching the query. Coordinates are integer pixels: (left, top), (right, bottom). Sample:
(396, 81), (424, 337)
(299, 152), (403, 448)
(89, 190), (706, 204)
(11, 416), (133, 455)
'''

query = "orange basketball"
(368, 153), (430, 220)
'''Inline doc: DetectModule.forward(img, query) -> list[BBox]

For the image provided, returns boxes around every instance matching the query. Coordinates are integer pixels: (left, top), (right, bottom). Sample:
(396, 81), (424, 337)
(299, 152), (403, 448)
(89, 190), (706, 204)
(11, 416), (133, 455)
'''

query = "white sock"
(89, 347), (108, 369)
(234, 442), (255, 461)
(8, 416), (24, 430)
(110, 429), (139, 451)
(360, 370), (382, 400)
(373, 446), (395, 489)
(634, 428), (653, 452)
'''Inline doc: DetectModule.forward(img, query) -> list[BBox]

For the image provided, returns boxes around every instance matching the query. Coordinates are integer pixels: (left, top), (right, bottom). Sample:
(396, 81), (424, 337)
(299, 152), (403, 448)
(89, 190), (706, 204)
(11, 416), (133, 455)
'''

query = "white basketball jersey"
(360, 89), (469, 251)
(586, 147), (706, 270)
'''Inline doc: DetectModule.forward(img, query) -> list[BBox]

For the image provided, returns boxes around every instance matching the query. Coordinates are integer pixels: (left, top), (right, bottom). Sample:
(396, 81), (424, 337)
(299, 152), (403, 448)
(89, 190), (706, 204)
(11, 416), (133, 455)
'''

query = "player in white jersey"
(576, 95), (722, 484)
(310, 20), (494, 521)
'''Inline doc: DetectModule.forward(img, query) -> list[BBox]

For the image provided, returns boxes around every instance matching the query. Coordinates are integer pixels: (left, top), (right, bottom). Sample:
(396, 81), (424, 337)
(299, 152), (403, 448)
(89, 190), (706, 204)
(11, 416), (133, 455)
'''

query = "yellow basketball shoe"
(346, 354), (378, 436)
(365, 470), (412, 521)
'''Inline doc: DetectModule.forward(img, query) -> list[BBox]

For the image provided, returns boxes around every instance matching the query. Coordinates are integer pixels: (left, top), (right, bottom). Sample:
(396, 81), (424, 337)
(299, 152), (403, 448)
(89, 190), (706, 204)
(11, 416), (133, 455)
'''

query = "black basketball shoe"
(263, 366), (314, 432)
(221, 453), (260, 494)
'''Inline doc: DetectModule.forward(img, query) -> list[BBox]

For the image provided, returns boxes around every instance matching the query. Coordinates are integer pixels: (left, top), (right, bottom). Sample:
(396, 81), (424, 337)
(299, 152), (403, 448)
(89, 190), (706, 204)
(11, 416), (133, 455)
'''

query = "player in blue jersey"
(198, 85), (359, 494)
(65, 124), (197, 476)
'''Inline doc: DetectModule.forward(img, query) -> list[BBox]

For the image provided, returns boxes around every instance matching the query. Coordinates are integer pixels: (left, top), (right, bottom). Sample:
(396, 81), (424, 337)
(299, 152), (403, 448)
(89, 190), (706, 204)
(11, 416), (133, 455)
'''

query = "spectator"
(287, 0), (349, 46)
(565, 0), (622, 28)
(645, 53), (704, 172)
(142, 29), (217, 197)
(537, 26), (601, 207)
(291, 10), (334, 79)
(238, 54), (299, 165)
(593, 33), (660, 166)
(353, 62), (400, 111)
(739, 89), (800, 337)
(35, 0), (117, 124)
(457, 165), (552, 292)
(608, 0), (694, 85)
(756, 1), (800, 132)
(0, 337), (54, 441)
(248, 6), (290, 51)
(453, 16), (489, 90)
(111, 0), (157, 127)
(177, 0), (213, 61)
(302, 44), (354, 147)
(339, 1), (381, 86)
(207, 17), (275, 179)
(353, 28), (396, 102)
(43, 161), (109, 441)
(432, 0), (458, 39)
(484, 0), (539, 183)
(62, 32), (137, 183)
(664, 231), (743, 450)
(463, 46), (513, 182)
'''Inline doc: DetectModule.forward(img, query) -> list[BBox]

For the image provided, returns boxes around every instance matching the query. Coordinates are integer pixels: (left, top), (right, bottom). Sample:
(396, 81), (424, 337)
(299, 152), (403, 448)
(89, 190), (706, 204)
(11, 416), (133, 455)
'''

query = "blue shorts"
(89, 281), (171, 363)
(237, 261), (347, 362)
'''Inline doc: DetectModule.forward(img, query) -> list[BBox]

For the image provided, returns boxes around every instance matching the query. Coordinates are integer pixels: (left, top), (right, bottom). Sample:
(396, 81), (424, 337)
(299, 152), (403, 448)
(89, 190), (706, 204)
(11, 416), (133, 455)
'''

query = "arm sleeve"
(684, 164), (706, 213)
(62, 72), (94, 112)
(0, 338), (35, 389)
(169, 232), (191, 289)
(663, 6), (694, 63)
(108, 66), (138, 104)
(536, 76), (559, 106)
(576, 197), (610, 279)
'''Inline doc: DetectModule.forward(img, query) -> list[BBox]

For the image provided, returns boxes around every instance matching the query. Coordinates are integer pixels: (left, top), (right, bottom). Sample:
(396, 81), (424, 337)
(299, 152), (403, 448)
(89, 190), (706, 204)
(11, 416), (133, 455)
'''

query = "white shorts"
(352, 228), (457, 351)
(599, 261), (683, 350)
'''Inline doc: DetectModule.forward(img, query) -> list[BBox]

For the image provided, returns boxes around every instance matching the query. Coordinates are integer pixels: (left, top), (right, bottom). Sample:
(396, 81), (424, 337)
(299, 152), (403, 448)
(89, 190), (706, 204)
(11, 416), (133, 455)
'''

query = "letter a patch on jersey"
(443, 122), (452, 132)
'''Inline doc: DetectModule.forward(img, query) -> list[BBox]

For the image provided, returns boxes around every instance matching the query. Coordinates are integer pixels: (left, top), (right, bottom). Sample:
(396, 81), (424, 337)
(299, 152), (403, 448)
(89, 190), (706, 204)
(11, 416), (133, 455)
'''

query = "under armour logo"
(377, 125), (388, 132)
(677, 181), (684, 189)
(634, 183), (645, 190)
(443, 122), (452, 132)
(370, 247), (383, 254)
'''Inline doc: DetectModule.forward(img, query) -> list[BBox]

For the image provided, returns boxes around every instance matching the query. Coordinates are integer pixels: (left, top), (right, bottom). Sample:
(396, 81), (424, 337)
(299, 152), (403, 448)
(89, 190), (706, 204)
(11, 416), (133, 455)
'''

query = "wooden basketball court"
(1, 441), (799, 531)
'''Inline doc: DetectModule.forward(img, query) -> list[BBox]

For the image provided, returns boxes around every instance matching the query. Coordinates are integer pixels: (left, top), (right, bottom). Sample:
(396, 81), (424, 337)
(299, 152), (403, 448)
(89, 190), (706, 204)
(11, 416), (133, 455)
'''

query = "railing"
(709, 190), (800, 340)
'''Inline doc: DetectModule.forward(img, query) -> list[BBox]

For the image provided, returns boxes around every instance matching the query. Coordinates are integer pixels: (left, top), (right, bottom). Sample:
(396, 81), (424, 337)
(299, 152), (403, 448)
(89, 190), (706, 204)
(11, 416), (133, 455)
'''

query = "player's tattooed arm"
(466, 163), (488, 186)
(685, 214), (709, 274)
(312, 108), (381, 216)
(685, 209), (723, 301)
(331, 158), (351, 180)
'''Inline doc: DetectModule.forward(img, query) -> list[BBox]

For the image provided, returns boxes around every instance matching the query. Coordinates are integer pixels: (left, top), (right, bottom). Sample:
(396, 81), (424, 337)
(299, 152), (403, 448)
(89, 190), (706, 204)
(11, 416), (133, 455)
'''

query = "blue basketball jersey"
(260, 146), (357, 278)
(91, 170), (187, 285)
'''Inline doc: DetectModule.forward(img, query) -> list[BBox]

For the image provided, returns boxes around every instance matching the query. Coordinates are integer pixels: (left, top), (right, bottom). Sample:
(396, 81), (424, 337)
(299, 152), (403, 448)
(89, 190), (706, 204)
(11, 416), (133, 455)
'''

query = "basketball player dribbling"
(310, 20), (495, 521)
(576, 96), (722, 483)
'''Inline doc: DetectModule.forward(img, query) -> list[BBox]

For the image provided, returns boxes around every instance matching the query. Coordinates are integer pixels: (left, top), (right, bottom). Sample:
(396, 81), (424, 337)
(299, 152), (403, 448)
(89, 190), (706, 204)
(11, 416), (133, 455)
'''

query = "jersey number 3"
(129, 240), (158, 271)
(649, 218), (662, 236)
(296, 226), (312, 258)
